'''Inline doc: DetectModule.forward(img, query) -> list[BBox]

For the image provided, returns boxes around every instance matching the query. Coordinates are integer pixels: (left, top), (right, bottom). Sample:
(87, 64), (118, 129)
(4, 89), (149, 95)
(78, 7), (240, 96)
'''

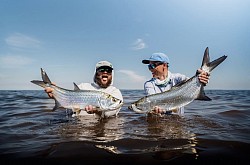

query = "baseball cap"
(142, 52), (170, 64)
(96, 60), (113, 70)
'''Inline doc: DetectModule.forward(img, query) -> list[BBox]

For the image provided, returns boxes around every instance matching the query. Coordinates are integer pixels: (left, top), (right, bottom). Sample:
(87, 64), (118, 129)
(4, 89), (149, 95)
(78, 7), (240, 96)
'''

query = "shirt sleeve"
(144, 81), (156, 96)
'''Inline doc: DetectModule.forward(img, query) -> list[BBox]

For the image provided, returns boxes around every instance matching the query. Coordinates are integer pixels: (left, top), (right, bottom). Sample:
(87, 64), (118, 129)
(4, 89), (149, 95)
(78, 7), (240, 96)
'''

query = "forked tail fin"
(31, 68), (52, 88)
(30, 80), (46, 88)
(201, 47), (227, 73)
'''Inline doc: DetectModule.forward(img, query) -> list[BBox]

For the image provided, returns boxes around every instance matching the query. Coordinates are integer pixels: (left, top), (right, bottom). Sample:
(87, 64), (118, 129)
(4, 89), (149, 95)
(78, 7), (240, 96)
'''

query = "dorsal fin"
(73, 82), (80, 91)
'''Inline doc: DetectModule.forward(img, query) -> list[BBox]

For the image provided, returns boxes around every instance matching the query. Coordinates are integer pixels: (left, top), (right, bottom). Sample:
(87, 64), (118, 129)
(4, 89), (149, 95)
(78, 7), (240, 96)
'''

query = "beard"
(94, 73), (112, 88)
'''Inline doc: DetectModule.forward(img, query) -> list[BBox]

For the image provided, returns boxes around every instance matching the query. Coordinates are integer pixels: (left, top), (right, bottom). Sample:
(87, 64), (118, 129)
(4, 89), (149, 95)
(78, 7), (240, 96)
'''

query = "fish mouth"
(128, 103), (137, 110)
(128, 105), (132, 110)
(128, 104), (145, 114)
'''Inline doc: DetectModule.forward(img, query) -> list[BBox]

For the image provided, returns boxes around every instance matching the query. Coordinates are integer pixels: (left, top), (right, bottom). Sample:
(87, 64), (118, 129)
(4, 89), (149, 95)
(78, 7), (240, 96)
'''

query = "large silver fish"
(129, 47), (227, 114)
(31, 68), (123, 112)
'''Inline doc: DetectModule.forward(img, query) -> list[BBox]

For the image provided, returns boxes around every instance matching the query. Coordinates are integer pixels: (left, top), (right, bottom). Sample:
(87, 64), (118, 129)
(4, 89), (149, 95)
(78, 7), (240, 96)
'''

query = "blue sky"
(0, 0), (249, 90)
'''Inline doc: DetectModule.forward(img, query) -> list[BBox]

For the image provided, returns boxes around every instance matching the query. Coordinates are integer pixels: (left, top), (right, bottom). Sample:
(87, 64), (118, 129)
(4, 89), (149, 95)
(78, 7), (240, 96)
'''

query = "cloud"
(117, 69), (146, 82)
(0, 55), (34, 68)
(5, 33), (41, 49)
(131, 38), (146, 50)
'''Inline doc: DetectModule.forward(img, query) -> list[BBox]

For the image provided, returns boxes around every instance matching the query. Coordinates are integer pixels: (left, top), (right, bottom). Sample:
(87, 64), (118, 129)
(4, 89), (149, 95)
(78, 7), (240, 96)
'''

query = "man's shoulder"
(104, 86), (123, 100)
(105, 85), (120, 92)
(144, 78), (155, 85)
(170, 72), (187, 79)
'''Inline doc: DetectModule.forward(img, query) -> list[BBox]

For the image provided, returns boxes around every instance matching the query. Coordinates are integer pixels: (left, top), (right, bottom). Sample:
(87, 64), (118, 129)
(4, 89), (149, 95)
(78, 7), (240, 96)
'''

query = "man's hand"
(197, 69), (210, 85)
(85, 105), (97, 114)
(44, 82), (56, 98)
(45, 87), (54, 98)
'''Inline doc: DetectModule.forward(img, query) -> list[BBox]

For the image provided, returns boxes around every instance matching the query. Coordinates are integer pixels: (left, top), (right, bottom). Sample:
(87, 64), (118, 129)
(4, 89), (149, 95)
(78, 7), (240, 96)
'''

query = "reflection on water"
(56, 115), (126, 142)
(0, 90), (250, 164)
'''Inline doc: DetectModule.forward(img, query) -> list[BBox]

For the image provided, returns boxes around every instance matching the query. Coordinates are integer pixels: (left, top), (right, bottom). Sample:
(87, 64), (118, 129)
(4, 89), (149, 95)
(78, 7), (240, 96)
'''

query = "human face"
(148, 61), (166, 79)
(95, 67), (113, 88)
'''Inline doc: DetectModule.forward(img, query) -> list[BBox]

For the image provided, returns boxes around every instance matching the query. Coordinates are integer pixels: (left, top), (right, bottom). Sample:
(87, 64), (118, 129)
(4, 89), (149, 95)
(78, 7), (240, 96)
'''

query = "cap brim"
(142, 60), (150, 64)
(96, 66), (113, 70)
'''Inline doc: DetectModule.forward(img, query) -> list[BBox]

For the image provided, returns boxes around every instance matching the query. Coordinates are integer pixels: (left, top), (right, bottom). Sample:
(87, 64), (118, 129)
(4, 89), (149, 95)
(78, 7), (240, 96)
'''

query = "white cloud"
(0, 55), (34, 68)
(5, 33), (41, 49)
(131, 38), (146, 50)
(117, 69), (146, 82)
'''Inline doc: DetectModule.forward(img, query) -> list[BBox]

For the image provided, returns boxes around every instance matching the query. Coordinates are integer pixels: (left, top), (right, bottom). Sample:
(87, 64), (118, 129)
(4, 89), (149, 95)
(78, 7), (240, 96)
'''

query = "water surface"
(0, 90), (250, 164)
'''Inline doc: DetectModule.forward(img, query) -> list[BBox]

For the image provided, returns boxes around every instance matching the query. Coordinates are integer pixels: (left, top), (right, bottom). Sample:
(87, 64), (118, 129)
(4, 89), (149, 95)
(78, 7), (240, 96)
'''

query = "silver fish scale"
(31, 68), (124, 112)
(52, 86), (116, 110)
(140, 77), (201, 112)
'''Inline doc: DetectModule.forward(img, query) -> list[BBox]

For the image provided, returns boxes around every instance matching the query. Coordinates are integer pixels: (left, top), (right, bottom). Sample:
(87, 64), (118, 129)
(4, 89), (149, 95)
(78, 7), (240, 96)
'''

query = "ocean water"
(0, 90), (250, 165)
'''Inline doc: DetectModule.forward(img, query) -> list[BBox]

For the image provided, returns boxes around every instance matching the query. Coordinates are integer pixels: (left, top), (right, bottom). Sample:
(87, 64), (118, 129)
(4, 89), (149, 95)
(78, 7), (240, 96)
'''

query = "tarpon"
(31, 68), (123, 112)
(128, 47), (227, 114)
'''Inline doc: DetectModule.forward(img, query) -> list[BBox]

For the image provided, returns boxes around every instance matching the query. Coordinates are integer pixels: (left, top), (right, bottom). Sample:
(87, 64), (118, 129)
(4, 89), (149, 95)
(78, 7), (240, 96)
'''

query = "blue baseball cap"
(142, 52), (170, 64)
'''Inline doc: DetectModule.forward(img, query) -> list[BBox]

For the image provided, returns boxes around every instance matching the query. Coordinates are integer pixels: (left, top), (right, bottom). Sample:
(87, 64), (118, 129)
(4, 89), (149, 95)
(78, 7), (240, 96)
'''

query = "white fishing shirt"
(77, 82), (123, 118)
(144, 71), (188, 115)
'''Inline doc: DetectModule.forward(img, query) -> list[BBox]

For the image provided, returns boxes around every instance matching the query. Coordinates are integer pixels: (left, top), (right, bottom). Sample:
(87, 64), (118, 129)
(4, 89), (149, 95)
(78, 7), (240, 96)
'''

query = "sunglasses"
(97, 68), (113, 73)
(148, 62), (163, 70)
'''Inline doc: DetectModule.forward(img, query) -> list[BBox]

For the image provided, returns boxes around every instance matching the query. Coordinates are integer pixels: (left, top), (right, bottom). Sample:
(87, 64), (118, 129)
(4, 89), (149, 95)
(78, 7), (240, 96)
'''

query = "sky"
(0, 0), (249, 90)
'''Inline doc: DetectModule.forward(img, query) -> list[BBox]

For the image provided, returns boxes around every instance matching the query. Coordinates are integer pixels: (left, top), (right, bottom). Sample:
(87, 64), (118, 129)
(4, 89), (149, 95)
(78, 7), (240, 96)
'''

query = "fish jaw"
(100, 100), (123, 111)
(129, 104), (146, 114)
(98, 94), (124, 111)
(128, 97), (151, 114)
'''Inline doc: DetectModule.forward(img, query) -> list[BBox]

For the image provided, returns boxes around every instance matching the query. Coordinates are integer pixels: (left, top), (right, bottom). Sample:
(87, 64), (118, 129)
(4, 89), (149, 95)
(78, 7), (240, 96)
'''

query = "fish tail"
(41, 68), (52, 84)
(201, 47), (227, 73)
(30, 80), (47, 88)
(196, 86), (212, 101)
(31, 68), (52, 88)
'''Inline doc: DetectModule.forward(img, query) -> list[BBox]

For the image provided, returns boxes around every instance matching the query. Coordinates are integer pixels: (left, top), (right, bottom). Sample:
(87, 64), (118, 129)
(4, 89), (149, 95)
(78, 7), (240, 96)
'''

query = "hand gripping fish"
(31, 68), (123, 112)
(128, 47), (227, 114)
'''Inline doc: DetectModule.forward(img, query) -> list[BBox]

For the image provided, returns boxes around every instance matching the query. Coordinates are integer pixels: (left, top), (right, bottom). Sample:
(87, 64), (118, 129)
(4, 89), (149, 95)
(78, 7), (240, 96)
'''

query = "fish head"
(128, 97), (149, 114)
(99, 94), (123, 110)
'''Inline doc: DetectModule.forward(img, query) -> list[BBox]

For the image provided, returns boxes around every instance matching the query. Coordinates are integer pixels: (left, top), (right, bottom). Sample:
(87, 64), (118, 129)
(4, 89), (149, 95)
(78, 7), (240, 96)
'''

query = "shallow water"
(0, 90), (250, 164)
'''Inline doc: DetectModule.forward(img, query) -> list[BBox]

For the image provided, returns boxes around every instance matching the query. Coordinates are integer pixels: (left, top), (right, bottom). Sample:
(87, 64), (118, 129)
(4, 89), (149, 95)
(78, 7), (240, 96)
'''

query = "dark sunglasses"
(148, 62), (163, 70)
(97, 68), (113, 73)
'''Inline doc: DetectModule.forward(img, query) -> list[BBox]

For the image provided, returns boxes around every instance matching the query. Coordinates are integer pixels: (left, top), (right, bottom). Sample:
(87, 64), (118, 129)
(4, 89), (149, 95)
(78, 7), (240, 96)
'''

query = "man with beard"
(44, 61), (123, 118)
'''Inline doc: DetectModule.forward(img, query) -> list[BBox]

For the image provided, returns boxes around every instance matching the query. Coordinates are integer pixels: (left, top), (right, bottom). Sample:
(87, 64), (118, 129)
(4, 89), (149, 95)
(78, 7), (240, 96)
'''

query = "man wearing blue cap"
(142, 52), (209, 115)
